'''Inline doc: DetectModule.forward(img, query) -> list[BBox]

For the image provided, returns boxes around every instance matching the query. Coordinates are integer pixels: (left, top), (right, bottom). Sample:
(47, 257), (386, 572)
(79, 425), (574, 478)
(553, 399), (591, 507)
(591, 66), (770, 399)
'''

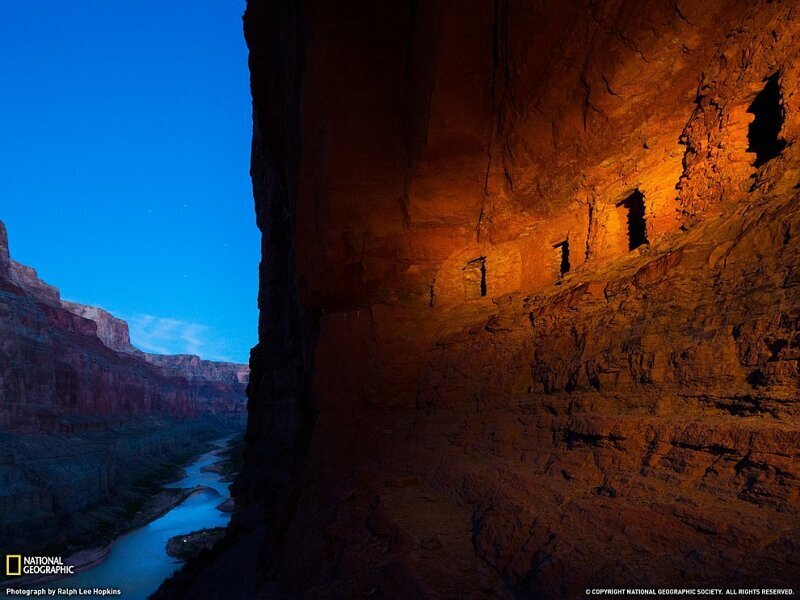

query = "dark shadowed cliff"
(158, 1), (800, 597)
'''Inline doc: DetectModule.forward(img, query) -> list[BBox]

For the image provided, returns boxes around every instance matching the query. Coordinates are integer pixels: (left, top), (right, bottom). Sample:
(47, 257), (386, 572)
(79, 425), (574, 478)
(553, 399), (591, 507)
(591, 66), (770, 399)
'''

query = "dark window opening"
(617, 190), (648, 251)
(463, 256), (486, 299)
(554, 240), (570, 276)
(747, 72), (786, 167)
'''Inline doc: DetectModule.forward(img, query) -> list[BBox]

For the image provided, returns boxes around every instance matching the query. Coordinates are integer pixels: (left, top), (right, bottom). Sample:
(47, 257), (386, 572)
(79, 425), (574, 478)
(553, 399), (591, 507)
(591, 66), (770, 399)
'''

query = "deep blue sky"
(0, 1), (258, 363)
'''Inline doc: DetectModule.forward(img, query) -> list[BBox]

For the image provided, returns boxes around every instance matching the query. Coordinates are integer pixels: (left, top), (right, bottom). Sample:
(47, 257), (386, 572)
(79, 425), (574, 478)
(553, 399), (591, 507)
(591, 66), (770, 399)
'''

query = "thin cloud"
(125, 313), (233, 362)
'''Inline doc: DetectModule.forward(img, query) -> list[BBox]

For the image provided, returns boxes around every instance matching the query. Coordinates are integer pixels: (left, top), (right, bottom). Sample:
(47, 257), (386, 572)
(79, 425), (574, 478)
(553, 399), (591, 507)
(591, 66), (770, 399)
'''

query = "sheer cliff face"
(60, 301), (137, 354)
(238, 0), (800, 596)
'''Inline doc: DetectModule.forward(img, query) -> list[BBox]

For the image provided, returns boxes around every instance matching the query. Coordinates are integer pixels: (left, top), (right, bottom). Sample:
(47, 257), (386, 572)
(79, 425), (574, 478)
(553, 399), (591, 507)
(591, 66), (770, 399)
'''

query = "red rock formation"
(144, 353), (249, 387)
(0, 221), (248, 433)
(61, 301), (138, 354)
(159, 1), (800, 598)
(8, 260), (61, 306)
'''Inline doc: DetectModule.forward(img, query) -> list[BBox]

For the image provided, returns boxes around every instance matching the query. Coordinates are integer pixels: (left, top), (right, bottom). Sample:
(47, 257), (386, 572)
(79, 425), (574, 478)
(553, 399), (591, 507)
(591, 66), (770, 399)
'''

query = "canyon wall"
(0, 221), (248, 432)
(144, 354), (249, 387)
(60, 301), (138, 354)
(162, 0), (800, 597)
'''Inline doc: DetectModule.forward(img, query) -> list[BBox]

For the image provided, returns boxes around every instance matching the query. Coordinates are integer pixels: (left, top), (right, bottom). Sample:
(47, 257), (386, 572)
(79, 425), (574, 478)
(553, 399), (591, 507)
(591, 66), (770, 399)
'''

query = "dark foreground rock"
(166, 528), (227, 562)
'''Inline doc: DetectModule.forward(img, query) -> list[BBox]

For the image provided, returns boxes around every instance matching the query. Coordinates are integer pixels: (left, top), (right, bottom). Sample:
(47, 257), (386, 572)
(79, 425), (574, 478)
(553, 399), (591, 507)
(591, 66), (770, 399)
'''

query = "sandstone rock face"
(162, 0), (800, 597)
(61, 301), (137, 354)
(144, 354), (249, 387)
(8, 261), (61, 306)
(143, 355), (250, 415)
(0, 222), (248, 433)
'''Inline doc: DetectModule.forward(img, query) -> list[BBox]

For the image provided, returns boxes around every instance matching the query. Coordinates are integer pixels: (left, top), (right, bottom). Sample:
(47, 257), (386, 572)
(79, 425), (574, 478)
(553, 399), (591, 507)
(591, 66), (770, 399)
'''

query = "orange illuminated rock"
(157, 0), (800, 597)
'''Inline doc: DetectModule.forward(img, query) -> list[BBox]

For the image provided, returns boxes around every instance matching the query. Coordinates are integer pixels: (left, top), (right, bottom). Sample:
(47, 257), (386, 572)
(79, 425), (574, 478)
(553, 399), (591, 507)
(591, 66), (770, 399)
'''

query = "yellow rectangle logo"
(5, 554), (21, 576)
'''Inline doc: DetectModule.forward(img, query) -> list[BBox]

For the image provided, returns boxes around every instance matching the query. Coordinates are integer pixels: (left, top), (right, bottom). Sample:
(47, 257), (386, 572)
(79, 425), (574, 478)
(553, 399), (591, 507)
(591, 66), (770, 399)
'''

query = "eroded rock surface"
(160, 0), (800, 597)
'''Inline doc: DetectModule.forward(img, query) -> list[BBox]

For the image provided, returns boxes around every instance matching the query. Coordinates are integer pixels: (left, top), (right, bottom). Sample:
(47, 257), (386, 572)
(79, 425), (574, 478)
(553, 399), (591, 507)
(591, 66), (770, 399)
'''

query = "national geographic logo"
(5, 555), (21, 576)
(4, 554), (74, 577)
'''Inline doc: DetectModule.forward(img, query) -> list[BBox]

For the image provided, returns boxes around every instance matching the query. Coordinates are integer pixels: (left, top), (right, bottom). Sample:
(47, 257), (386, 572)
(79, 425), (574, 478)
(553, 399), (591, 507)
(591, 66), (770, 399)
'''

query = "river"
(44, 437), (235, 599)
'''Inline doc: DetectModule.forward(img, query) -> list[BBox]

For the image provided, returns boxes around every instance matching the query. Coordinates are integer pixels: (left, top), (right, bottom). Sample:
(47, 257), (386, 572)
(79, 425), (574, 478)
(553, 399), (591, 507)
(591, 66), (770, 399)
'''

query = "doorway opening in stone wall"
(553, 240), (570, 278)
(747, 72), (787, 167)
(617, 190), (648, 251)
(463, 256), (487, 299)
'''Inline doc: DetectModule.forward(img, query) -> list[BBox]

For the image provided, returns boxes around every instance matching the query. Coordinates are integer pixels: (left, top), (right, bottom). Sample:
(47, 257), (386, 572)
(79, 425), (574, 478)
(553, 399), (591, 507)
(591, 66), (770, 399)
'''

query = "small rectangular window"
(463, 256), (486, 299)
(553, 240), (570, 276)
(617, 190), (648, 251)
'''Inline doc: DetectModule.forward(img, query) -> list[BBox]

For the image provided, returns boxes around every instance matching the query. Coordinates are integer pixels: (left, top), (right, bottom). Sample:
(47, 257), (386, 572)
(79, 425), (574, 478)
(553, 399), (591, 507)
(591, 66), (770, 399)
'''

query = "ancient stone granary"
(156, 1), (800, 598)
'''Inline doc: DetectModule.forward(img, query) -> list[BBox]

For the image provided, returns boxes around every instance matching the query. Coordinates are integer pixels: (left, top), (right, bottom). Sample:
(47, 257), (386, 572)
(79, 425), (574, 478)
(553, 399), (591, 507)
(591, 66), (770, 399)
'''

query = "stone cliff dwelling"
(155, 1), (800, 598)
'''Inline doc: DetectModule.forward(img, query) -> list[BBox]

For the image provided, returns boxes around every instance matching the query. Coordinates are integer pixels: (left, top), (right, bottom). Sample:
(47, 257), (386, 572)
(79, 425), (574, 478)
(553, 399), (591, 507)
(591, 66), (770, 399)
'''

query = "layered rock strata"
(161, 0), (800, 597)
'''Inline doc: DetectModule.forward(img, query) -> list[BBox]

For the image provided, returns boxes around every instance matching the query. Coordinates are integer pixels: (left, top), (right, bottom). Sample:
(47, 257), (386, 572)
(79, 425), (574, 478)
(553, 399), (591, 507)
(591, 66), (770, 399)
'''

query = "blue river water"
(44, 438), (235, 599)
